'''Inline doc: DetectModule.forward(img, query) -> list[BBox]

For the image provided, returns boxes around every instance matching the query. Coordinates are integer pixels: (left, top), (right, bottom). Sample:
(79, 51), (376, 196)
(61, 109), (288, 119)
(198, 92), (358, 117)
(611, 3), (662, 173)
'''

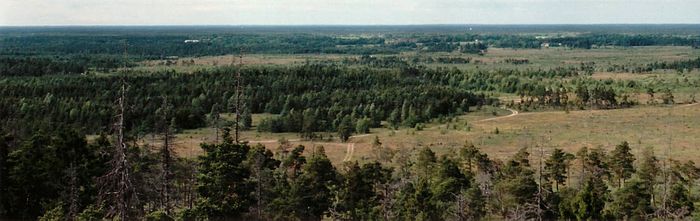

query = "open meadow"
(161, 102), (700, 167)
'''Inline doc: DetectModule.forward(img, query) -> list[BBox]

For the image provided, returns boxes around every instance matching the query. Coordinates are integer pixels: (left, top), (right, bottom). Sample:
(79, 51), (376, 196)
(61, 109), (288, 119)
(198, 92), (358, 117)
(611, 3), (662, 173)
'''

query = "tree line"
(1, 127), (697, 220)
(3, 30), (699, 60)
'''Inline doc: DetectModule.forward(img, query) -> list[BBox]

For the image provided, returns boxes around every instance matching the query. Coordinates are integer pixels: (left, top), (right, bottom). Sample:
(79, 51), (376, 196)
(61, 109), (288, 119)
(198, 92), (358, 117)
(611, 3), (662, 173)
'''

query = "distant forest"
(2, 25), (700, 59)
(1, 26), (700, 220)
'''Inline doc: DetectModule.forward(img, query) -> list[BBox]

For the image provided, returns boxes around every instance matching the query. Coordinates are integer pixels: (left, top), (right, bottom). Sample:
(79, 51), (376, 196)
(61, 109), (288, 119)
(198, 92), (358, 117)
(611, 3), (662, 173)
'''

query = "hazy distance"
(2, 0), (700, 26)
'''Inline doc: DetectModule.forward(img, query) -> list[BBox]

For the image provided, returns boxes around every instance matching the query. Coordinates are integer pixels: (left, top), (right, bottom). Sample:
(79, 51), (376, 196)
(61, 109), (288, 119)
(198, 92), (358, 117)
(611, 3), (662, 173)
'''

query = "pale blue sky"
(1, 0), (699, 25)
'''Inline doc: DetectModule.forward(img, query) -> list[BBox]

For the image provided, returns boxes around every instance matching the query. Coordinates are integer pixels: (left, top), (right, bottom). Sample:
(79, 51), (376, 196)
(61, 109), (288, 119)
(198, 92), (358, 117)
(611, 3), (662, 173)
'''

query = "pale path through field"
(475, 108), (519, 123)
(247, 106), (519, 162)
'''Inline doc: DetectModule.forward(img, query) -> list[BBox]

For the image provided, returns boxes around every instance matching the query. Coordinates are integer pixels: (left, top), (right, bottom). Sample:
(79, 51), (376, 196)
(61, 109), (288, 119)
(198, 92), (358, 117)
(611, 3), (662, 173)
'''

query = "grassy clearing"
(158, 103), (700, 167)
(136, 54), (354, 72)
(419, 46), (700, 71)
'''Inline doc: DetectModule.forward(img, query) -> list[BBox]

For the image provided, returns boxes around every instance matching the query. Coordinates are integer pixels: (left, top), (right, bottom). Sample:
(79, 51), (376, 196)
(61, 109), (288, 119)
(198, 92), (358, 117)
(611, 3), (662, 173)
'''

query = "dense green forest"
(0, 64), (500, 138)
(2, 26), (700, 59)
(4, 60), (688, 138)
(1, 129), (698, 220)
(2, 25), (700, 220)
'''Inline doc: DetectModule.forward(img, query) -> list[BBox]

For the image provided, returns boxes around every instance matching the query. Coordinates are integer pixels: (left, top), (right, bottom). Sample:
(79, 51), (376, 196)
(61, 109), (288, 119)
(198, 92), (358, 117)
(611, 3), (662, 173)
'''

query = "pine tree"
(293, 146), (338, 220)
(389, 108), (401, 130)
(432, 156), (471, 219)
(609, 141), (635, 188)
(453, 185), (486, 221)
(666, 182), (694, 218)
(301, 108), (317, 140)
(242, 106), (253, 130)
(574, 175), (608, 220)
(355, 117), (371, 134)
(247, 144), (280, 220)
(544, 148), (574, 192)
(459, 140), (480, 174)
(636, 146), (659, 205)
(493, 148), (538, 218)
(337, 115), (353, 142)
(572, 147), (609, 220)
(331, 161), (391, 220)
(606, 178), (653, 220)
(415, 147), (437, 178)
(193, 128), (252, 219)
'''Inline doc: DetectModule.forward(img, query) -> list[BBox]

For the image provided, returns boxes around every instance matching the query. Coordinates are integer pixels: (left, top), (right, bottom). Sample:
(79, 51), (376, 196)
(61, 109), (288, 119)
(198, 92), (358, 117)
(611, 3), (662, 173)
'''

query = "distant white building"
(184, 39), (200, 43)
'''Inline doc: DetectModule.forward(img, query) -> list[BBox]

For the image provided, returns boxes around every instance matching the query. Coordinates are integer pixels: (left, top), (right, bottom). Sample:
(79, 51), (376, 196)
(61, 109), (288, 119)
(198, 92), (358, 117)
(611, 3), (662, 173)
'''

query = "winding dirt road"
(475, 108), (519, 123)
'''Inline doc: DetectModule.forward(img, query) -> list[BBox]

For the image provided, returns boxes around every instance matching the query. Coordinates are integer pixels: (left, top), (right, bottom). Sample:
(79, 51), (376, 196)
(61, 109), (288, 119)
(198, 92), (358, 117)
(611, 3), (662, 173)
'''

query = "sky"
(1, 0), (700, 26)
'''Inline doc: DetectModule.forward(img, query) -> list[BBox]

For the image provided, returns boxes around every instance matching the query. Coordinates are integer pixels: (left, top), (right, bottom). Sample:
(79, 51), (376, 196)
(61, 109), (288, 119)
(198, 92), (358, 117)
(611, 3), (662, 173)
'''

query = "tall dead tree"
(158, 97), (174, 214)
(211, 104), (221, 144)
(660, 106), (674, 218)
(97, 42), (135, 220)
(535, 132), (551, 221)
(234, 49), (243, 143)
(66, 163), (79, 221)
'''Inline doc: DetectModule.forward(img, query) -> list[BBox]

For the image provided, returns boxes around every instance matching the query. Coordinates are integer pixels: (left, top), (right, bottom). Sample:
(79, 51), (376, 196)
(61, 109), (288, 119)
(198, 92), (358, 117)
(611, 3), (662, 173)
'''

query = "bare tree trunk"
(234, 50), (243, 143)
(67, 163), (79, 221)
(160, 97), (174, 215)
(98, 43), (135, 220)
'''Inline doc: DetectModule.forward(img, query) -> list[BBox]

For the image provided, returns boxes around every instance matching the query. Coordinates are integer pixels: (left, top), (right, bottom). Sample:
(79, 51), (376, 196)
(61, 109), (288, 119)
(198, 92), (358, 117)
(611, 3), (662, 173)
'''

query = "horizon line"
(2, 23), (700, 27)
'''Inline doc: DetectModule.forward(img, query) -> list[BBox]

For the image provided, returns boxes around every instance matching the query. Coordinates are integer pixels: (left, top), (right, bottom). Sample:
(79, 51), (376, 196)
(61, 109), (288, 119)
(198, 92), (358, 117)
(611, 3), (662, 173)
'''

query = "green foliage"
(572, 146), (611, 220)
(355, 117), (371, 134)
(637, 147), (659, 186)
(389, 108), (401, 129)
(76, 204), (104, 221)
(331, 161), (391, 220)
(145, 210), (174, 221)
(38, 204), (64, 221)
(0, 56), (87, 76)
(454, 185), (486, 221)
(0, 134), (10, 217)
(609, 141), (635, 188)
(2, 26), (699, 219)
(493, 148), (538, 216)
(415, 147), (437, 178)
(371, 136), (394, 163)
(4, 130), (109, 219)
(338, 115), (353, 142)
(573, 171), (608, 220)
(606, 178), (653, 219)
(271, 146), (339, 220)
(193, 129), (251, 219)
(544, 148), (574, 191)
(661, 88), (675, 104)
(667, 182), (694, 217)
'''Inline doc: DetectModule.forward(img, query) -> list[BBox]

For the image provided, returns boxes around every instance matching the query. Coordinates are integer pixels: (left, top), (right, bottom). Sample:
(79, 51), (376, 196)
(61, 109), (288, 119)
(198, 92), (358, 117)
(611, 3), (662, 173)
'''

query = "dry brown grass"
(153, 103), (699, 167)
